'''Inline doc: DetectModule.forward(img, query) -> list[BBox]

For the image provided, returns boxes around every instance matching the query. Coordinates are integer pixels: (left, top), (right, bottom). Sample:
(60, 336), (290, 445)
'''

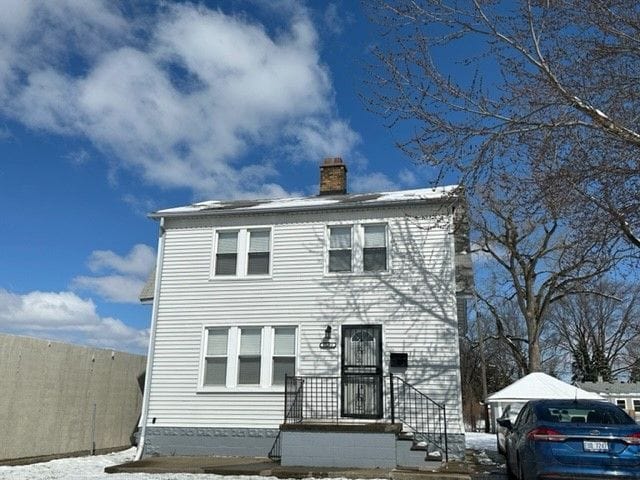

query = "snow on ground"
(0, 448), (272, 480)
(0, 434), (499, 479)
(465, 432), (497, 453)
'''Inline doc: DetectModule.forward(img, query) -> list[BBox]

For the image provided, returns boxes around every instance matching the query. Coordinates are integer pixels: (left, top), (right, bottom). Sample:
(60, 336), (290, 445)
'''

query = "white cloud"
(0, 1), (360, 198)
(71, 275), (147, 304)
(71, 244), (155, 303)
(398, 168), (419, 186)
(323, 3), (349, 36)
(0, 289), (148, 353)
(86, 244), (155, 277)
(351, 172), (400, 193)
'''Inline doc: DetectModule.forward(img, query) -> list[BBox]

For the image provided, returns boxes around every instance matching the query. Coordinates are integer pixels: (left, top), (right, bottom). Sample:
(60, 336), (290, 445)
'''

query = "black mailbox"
(390, 352), (408, 368)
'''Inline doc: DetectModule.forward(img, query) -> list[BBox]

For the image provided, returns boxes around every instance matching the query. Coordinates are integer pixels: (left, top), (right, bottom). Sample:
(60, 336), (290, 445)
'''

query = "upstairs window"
(247, 229), (270, 275)
(238, 327), (262, 385)
(215, 231), (238, 276)
(633, 399), (640, 413)
(363, 225), (387, 272)
(616, 399), (627, 409)
(329, 226), (352, 272)
(203, 328), (228, 386)
(272, 327), (296, 385)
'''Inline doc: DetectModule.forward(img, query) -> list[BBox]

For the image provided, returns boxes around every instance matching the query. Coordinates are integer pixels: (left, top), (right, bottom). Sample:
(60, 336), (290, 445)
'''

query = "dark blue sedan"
(499, 399), (640, 479)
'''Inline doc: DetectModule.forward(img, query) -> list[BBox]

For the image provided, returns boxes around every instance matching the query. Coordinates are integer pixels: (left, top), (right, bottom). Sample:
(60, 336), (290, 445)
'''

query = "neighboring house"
(577, 381), (640, 422)
(137, 158), (473, 466)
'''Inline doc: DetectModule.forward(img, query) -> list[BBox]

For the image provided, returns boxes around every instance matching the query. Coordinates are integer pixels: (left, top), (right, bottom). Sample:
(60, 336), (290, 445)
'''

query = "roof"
(576, 381), (640, 396)
(150, 185), (460, 218)
(139, 267), (156, 303)
(486, 372), (603, 403)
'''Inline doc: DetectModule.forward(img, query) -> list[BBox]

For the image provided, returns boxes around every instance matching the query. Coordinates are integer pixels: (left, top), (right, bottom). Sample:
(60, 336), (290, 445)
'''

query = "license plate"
(583, 440), (608, 452)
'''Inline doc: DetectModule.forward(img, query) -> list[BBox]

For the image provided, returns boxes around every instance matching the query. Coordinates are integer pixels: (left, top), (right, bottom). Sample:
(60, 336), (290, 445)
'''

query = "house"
(137, 158), (473, 466)
(577, 381), (640, 422)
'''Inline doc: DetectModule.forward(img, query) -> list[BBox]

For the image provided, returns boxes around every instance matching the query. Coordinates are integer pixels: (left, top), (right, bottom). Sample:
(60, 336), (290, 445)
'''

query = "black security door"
(341, 325), (383, 418)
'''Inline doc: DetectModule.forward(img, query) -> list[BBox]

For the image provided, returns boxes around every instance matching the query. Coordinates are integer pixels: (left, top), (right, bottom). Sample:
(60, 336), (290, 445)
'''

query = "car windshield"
(536, 403), (635, 425)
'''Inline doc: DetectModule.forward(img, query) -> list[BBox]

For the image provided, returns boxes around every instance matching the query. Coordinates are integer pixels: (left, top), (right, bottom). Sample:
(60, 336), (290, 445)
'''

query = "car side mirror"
(497, 418), (513, 430)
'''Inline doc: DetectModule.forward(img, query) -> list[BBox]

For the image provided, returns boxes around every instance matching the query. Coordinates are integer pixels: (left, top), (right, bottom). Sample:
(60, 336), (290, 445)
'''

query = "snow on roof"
(151, 185), (460, 218)
(577, 381), (640, 395)
(486, 372), (603, 403)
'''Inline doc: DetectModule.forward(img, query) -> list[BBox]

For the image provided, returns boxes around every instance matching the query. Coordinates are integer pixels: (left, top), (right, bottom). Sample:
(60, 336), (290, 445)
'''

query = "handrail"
(269, 374), (450, 462)
(268, 375), (304, 460)
(390, 373), (449, 462)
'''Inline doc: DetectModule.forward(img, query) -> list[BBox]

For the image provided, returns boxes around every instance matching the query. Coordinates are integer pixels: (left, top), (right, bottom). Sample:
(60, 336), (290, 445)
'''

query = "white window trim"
(325, 222), (391, 276)
(210, 226), (273, 280)
(326, 224), (354, 274)
(197, 324), (298, 393)
(201, 327), (229, 387)
(271, 326), (297, 386)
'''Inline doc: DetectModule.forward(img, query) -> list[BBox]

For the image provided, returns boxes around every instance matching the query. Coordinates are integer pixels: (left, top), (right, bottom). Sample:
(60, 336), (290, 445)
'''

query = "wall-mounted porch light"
(319, 325), (337, 350)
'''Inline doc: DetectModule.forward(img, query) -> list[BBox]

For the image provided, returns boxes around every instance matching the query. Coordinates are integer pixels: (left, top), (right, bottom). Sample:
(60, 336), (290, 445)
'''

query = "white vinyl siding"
(147, 205), (463, 433)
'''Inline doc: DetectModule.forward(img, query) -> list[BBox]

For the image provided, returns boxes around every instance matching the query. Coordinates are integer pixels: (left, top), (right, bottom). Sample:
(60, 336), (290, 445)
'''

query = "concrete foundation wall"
(0, 334), (146, 462)
(282, 430), (397, 468)
(143, 427), (278, 456)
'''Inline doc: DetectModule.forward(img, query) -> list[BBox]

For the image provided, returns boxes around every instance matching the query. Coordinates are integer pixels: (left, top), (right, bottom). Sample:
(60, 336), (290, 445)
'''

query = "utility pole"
(476, 315), (490, 432)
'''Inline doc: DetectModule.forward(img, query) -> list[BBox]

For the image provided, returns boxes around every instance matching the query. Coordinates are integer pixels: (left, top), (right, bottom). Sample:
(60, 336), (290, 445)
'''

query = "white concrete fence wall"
(0, 334), (146, 462)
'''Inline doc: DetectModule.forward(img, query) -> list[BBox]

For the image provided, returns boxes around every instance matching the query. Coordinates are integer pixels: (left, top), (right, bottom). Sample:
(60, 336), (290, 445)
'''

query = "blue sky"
(0, 0), (441, 353)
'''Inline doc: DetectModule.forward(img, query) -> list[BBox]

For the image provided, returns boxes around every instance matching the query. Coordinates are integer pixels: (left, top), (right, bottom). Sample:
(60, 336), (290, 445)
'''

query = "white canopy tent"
(486, 372), (603, 431)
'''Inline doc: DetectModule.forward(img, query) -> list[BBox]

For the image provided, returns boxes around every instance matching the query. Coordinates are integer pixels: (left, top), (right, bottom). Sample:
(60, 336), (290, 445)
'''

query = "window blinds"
(274, 327), (295, 356)
(249, 230), (270, 252)
(330, 227), (351, 249)
(364, 225), (386, 247)
(207, 329), (228, 356)
(240, 328), (261, 355)
(217, 232), (238, 253)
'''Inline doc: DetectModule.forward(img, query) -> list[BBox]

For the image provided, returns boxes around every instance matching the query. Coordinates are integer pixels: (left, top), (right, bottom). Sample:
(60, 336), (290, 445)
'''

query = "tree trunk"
(528, 340), (542, 373)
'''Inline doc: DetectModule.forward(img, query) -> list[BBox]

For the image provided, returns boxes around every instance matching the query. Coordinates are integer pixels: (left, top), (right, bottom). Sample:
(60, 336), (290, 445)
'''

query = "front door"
(341, 325), (383, 418)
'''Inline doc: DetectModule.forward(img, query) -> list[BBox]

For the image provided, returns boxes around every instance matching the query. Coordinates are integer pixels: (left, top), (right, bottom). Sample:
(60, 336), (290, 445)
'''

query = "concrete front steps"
(279, 423), (444, 469)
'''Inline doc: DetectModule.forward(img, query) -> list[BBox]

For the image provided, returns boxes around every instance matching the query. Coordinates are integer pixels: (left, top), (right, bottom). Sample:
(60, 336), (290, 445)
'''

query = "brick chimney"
(319, 157), (347, 195)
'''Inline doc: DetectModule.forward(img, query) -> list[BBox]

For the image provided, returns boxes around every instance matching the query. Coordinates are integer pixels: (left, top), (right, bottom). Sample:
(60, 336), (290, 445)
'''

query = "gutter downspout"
(135, 217), (166, 461)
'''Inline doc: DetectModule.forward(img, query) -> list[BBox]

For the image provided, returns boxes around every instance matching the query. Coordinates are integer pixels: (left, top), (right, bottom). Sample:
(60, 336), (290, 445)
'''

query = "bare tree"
(473, 183), (624, 373)
(459, 314), (518, 429)
(366, 0), (640, 248)
(549, 281), (640, 381)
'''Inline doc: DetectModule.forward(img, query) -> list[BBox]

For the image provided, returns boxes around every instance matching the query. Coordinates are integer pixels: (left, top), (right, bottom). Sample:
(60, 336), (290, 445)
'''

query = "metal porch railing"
(390, 372), (449, 462)
(268, 374), (449, 462)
